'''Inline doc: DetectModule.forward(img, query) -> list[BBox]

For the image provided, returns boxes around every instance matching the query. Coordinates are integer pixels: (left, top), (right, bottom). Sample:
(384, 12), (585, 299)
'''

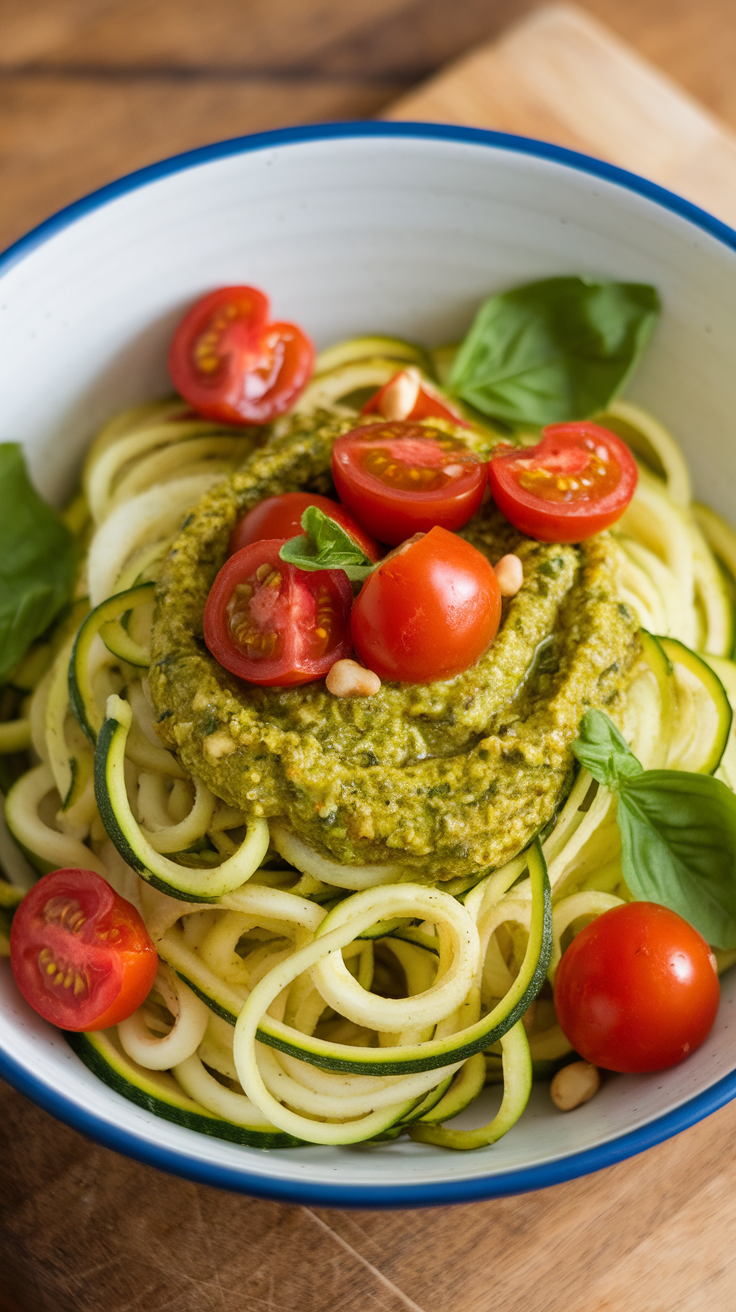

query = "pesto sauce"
(149, 411), (639, 880)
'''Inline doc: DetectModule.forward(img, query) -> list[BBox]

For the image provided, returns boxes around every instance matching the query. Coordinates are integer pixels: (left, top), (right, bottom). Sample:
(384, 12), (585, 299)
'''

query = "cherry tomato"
(488, 422), (638, 543)
(554, 902), (720, 1073)
(332, 421), (487, 546)
(229, 491), (381, 561)
(362, 370), (470, 427)
(10, 868), (158, 1032)
(351, 526), (501, 683)
(204, 539), (353, 687)
(168, 286), (315, 425)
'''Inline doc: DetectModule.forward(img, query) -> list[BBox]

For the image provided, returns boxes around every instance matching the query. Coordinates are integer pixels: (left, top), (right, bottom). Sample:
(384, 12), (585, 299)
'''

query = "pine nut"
(326, 659), (381, 697)
(378, 368), (421, 421)
(494, 553), (524, 596)
(204, 730), (238, 760)
(550, 1060), (601, 1111)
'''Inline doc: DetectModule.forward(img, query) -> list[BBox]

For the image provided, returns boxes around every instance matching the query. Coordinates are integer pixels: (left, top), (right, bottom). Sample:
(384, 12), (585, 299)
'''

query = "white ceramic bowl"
(3, 122), (736, 1207)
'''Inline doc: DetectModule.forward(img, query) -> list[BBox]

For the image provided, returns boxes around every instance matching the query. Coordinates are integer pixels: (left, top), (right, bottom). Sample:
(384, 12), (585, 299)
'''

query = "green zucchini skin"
(180, 981), (238, 1026)
(161, 845), (552, 1077)
(416, 1053), (487, 1125)
(157, 928), (242, 1028)
(93, 712), (182, 899)
(659, 635), (733, 773)
(94, 699), (269, 902)
(65, 1029), (303, 1149)
(273, 839), (550, 1076)
(183, 843), (548, 1079)
(485, 1050), (578, 1084)
(410, 1020), (531, 1150)
(69, 582), (155, 743)
(396, 1074), (454, 1124)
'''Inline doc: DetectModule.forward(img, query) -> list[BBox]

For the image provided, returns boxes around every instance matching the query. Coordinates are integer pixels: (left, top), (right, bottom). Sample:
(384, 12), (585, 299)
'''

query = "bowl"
(2, 121), (736, 1208)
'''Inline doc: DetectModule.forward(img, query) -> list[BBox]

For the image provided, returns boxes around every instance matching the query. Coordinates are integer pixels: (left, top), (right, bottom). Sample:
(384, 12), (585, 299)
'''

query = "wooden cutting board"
(6, 6), (736, 1311)
(387, 2), (736, 228)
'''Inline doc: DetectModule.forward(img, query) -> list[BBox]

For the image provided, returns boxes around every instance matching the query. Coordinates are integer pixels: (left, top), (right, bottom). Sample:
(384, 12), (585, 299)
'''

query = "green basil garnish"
(572, 708), (736, 948)
(0, 443), (77, 686)
(279, 506), (377, 583)
(448, 277), (660, 427)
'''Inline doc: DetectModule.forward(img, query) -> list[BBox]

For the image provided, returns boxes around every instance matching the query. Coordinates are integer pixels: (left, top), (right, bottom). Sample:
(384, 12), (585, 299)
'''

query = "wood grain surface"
(387, 4), (736, 227)
(4, 1), (736, 1309)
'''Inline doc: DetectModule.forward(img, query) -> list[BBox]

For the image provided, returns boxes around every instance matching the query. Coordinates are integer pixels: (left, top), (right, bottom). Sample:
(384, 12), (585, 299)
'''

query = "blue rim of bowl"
(3, 119), (736, 1208)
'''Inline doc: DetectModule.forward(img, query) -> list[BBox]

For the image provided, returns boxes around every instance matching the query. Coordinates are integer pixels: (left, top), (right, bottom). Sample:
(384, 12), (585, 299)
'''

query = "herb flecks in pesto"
(149, 411), (639, 881)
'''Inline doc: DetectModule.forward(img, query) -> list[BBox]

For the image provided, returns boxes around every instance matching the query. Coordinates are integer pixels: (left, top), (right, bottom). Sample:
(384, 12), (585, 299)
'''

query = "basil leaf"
(618, 771), (736, 949)
(0, 444), (77, 685)
(571, 708), (643, 788)
(572, 709), (736, 946)
(279, 506), (376, 583)
(447, 277), (660, 426)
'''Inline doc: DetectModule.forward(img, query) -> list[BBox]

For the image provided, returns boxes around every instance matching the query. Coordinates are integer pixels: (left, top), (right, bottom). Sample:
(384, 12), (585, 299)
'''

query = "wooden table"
(4, 2), (736, 1308)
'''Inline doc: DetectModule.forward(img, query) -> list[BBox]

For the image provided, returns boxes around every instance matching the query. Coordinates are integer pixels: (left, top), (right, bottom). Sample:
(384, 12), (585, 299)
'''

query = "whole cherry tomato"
(204, 539), (353, 687)
(229, 491), (381, 561)
(362, 369), (470, 427)
(554, 901), (720, 1073)
(488, 422), (638, 543)
(168, 286), (314, 425)
(351, 526), (501, 683)
(332, 421), (487, 546)
(10, 868), (158, 1032)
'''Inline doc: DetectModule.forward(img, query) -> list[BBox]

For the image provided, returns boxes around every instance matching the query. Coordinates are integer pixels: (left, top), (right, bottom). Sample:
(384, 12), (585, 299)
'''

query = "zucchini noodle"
(4, 352), (736, 1153)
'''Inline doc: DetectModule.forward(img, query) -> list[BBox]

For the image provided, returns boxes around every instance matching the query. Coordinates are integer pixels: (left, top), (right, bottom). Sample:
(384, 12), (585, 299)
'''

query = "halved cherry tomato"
(229, 491), (381, 561)
(331, 421), (487, 546)
(554, 901), (720, 1073)
(351, 526), (501, 683)
(488, 421), (637, 543)
(168, 286), (315, 425)
(362, 369), (470, 427)
(10, 868), (158, 1032)
(204, 539), (352, 687)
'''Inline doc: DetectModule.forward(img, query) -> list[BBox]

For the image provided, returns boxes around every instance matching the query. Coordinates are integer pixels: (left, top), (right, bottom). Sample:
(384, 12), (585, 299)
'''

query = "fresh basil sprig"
(572, 708), (736, 948)
(279, 506), (377, 583)
(0, 444), (77, 686)
(447, 277), (660, 427)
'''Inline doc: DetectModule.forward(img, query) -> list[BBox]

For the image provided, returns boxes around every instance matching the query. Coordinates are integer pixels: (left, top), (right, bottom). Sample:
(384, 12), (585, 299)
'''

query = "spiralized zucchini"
(3, 377), (736, 1153)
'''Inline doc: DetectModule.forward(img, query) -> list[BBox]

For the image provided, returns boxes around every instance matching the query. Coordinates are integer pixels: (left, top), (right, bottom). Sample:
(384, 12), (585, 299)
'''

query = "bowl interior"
(2, 124), (736, 1205)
